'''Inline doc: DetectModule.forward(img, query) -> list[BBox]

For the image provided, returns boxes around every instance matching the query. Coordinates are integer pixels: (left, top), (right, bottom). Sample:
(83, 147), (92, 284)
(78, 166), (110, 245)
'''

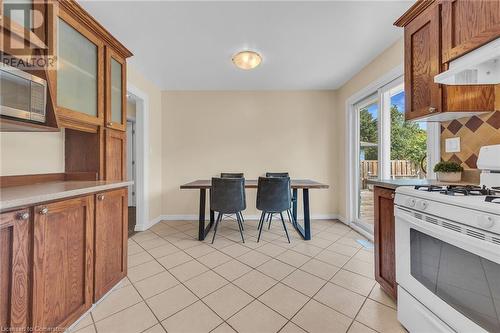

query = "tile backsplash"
(441, 111), (500, 170)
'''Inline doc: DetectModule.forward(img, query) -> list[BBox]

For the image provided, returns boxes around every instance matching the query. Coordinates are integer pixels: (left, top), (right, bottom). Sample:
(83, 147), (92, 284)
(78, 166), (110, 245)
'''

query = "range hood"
(435, 38), (500, 85)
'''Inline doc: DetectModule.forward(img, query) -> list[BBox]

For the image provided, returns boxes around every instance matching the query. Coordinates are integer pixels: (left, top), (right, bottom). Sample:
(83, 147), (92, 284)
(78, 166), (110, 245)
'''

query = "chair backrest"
(266, 172), (289, 178)
(221, 173), (244, 178)
(256, 176), (291, 212)
(211, 177), (246, 213)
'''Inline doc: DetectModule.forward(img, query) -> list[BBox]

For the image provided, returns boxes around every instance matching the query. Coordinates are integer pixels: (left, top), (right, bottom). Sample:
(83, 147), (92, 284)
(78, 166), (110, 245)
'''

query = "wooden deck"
(359, 188), (374, 225)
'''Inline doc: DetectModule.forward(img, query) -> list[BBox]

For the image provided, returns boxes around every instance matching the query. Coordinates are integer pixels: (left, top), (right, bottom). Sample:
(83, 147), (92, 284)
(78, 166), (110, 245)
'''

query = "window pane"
(390, 90), (426, 179)
(358, 101), (378, 226)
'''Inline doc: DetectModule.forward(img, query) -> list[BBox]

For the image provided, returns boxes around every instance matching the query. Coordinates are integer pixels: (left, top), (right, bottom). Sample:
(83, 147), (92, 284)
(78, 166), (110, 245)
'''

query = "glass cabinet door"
(106, 49), (126, 131)
(110, 58), (122, 124)
(56, 16), (102, 123)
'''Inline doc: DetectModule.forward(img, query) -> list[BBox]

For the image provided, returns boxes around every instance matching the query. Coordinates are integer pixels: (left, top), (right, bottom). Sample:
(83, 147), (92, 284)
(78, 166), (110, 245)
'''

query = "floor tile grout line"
(129, 220), (377, 333)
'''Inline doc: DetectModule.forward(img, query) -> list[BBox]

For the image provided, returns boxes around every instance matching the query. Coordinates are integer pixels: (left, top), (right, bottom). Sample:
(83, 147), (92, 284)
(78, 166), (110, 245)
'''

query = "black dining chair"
(219, 173), (245, 228)
(210, 177), (246, 244)
(256, 177), (291, 243)
(265, 172), (296, 229)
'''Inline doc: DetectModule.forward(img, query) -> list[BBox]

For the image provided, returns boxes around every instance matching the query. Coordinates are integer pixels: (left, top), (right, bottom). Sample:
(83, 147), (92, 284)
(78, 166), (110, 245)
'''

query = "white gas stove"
(394, 144), (500, 333)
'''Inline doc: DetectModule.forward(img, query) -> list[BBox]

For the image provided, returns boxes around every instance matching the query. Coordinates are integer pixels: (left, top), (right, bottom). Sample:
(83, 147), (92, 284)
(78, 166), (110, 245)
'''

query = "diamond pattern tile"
(464, 116), (484, 132)
(447, 119), (463, 135)
(487, 111), (500, 129)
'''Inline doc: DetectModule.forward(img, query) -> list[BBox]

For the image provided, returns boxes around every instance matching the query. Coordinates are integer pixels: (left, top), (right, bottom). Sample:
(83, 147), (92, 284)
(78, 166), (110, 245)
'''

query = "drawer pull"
(107, 122), (113, 126)
(97, 194), (105, 201)
(39, 207), (48, 215)
(18, 212), (29, 220)
(428, 107), (437, 113)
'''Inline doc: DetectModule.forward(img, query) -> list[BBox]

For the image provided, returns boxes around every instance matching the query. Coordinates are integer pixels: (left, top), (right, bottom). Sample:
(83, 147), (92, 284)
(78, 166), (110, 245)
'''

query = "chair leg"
(236, 213), (245, 243)
(287, 209), (294, 226)
(257, 212), (265, 230)
(257, 212), (267, 242)
(280, 212), (291, 243)
(238, 212), (244, 230)
(268, 213), (273, 230)
(211, 213), (222, 244)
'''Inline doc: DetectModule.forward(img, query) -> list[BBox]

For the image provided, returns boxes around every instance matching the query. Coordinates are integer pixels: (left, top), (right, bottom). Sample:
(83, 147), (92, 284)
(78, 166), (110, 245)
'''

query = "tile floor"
(70, 218), (406, 333)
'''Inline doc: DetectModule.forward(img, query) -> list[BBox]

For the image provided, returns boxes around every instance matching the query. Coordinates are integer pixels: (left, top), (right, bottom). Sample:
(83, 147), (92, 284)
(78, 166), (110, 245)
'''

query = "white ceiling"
(79, 1), (414, 90)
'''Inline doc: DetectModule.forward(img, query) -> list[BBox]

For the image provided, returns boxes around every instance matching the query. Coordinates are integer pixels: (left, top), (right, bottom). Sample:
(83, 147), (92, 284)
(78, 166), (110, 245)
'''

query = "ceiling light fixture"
(232, 50), (262, 70)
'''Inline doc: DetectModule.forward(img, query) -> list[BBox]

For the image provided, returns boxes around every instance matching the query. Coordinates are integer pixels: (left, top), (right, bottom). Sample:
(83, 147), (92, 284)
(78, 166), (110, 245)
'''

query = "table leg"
(303, 188), (311, 240)
(292, 188), (298, 225)
(198, 189), (206, 241)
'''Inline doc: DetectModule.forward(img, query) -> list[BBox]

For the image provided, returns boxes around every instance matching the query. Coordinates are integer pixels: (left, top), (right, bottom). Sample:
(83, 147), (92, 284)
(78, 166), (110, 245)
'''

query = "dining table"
(179, 179), (329, 241)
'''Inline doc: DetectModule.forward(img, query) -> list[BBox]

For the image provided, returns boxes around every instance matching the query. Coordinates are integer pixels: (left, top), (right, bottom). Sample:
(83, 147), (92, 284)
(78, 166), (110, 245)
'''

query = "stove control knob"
(407, 198), (416, 207)
(478, 216), (495, 229)
(417, 200), (428, 210)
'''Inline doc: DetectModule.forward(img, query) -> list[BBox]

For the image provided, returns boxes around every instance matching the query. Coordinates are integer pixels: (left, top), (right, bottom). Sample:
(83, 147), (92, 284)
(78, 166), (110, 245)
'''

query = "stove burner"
(440, 185), (492, 196)
(415, 185), (443, 192)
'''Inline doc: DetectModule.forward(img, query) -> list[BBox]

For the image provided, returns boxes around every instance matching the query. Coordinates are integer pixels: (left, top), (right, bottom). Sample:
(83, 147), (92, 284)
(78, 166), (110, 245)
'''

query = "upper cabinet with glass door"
(106, 47), (126, 131)
(56, 10), (104, 131)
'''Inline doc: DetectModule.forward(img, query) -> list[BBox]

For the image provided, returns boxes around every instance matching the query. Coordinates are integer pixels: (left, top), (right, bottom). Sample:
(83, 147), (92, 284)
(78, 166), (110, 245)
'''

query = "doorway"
(126, 95), (137, 236)
(347, 73), (438, 236)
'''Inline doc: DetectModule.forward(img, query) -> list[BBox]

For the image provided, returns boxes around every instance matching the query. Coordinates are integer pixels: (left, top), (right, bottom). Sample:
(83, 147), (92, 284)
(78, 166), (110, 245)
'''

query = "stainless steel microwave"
(0, 63), (47, 123)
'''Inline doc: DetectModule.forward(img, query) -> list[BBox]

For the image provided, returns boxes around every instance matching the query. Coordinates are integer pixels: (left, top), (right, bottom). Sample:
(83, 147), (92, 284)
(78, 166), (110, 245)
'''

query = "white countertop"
(0, 180), (133, 211)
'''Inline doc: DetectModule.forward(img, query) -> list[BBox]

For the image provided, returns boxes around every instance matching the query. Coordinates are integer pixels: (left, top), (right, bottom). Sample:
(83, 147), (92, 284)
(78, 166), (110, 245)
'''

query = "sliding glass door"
(352, 77), (428, 234)
(356, 95), (379, 230)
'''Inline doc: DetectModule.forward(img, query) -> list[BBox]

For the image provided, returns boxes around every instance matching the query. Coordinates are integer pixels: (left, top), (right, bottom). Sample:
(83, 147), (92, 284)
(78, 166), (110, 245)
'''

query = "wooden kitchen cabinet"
(94, 188), (128, 301)
(32, 196), (94, 332)
(441, 0), (500, 63)
(395, 0), (499, 121)
(105, 47), (127, 131)
(55, 8), (105, 132)
(374, 186), (397, 300)
(403, 2), (442, 121)
(0, 208), (31, 331)
(104, 128), (126, 181)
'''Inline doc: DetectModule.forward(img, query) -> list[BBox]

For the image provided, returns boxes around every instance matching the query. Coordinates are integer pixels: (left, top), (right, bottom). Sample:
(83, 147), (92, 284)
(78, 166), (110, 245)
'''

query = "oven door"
(395, 206), (500, 333)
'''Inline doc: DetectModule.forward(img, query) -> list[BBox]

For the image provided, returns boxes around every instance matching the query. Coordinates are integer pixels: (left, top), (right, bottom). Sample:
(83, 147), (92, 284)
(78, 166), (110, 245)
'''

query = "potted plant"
(433, 161), (464, 182)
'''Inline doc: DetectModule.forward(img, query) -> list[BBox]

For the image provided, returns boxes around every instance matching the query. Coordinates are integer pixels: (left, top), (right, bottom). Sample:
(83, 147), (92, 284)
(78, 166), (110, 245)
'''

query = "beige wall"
(0, 130), (65, 176)
(334, 38), (404, 219)
(162, 91), (338, 218)
(126, 66), (163, 222)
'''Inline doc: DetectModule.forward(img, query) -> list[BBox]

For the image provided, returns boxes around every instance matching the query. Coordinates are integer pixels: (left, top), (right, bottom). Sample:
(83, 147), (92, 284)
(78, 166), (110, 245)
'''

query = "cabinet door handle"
(97, 194), (105, 201)
(18, 212), (29, 220)
(391, 193), (395, 199)
(428, 107), (437, 113)
(107, 122), (113, 126)
(39, 207), (48, 215)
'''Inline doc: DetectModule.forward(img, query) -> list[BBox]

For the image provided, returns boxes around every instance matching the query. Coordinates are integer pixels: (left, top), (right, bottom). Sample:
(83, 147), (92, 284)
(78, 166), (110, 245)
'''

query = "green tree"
(390, 104), (427, 164)
(359, 105), (427, 164)
(359, 108), (378, 160)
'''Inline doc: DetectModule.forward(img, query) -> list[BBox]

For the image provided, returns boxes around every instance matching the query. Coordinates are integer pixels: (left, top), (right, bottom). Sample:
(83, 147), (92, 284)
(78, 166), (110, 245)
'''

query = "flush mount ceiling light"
(232, 50), (262, 70)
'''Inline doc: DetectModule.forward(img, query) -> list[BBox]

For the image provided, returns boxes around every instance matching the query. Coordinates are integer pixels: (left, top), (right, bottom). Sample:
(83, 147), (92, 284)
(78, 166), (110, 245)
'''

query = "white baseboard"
(161, 213), (340, 221)
(134, 215), (164, 231)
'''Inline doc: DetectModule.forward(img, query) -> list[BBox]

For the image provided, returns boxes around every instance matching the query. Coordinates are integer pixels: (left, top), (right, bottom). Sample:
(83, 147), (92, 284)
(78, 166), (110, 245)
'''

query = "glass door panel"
(57, 18), (98, 117)
(110, 58), (122, 124)
(357, 98), (379, 230)
(389, 88), (427, 179)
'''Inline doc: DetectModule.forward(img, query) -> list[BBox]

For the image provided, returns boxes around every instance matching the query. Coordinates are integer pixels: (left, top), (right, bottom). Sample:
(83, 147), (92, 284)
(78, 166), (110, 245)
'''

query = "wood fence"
(361, 160), (418, 188)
